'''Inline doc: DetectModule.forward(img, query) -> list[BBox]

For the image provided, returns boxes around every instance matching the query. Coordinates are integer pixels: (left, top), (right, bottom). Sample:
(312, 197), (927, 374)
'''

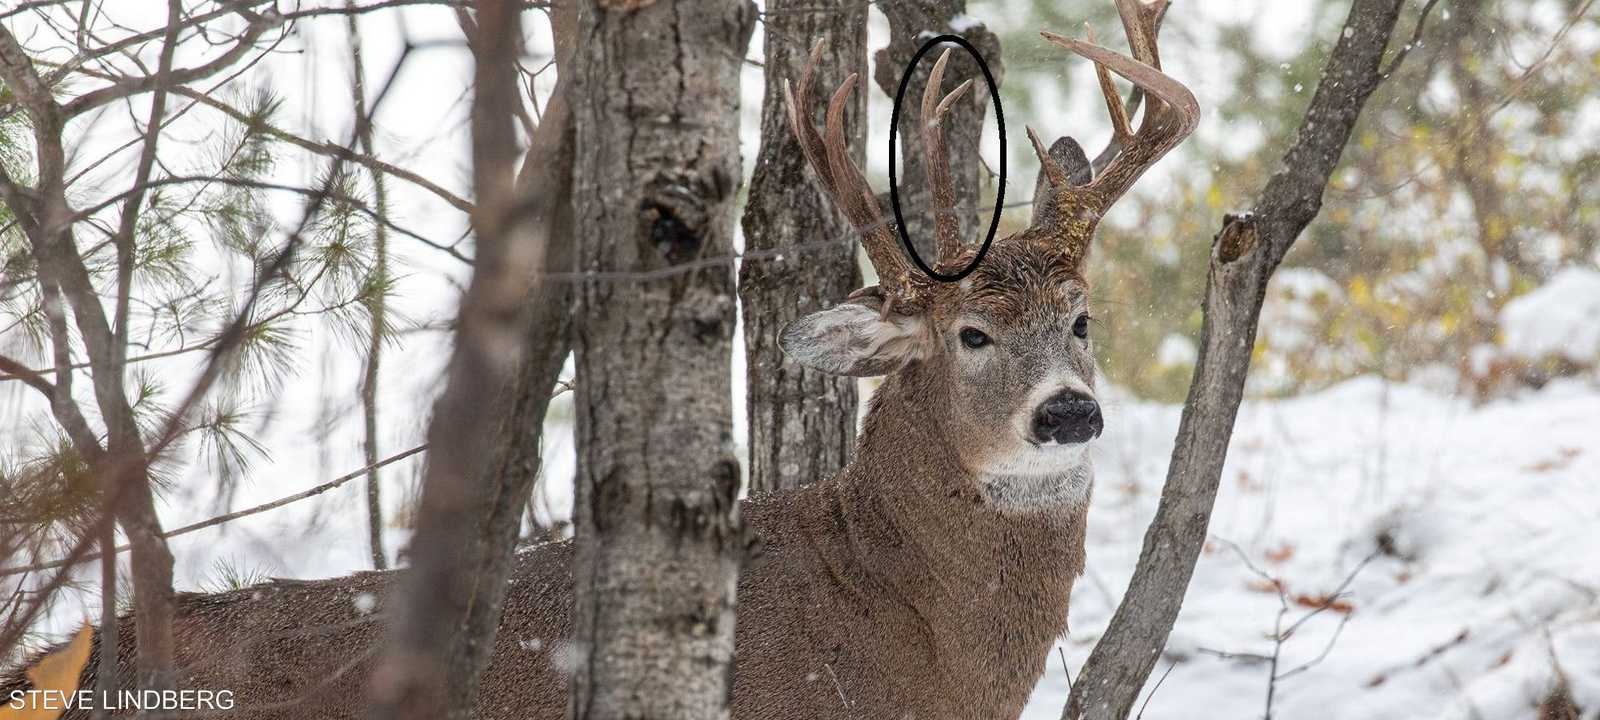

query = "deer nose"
(1031, 390), (1103, 445)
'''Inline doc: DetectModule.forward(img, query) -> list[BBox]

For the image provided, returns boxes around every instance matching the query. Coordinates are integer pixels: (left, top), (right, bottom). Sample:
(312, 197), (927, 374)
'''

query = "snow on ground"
(1501, 267), (1600, 364)
(18, 376), (1599, 720)
(1023, 377), (1600, 720)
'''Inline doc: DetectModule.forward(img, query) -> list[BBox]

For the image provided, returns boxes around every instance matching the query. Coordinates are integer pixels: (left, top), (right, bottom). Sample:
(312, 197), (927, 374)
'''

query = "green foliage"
(0, 435), (99, 547)
(200, 556), (270, 593)
(3, 70), (407, 514)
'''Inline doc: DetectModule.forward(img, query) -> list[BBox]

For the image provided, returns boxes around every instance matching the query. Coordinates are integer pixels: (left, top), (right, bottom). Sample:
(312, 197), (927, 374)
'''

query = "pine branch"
(0, 445), (428, 578)
(50, 71), (472, 214)
(66, 175), (470, 264)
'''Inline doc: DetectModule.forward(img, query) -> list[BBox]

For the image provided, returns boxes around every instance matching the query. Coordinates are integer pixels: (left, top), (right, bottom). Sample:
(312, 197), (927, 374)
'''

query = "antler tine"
(1027, 125), (1070, 189)
(827, 75), (916, 292)
(1041, 0), (1198, 213)
(1085, 24), (1134, 149)
(920, 47), (974, 270)
(782, 39), (918, 298)
(784, 38), (837, 194)
(1114, 0), (1167, 70)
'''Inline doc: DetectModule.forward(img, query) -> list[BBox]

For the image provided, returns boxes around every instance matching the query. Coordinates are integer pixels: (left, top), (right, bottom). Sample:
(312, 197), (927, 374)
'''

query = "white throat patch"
(979, 460), (1093, 512)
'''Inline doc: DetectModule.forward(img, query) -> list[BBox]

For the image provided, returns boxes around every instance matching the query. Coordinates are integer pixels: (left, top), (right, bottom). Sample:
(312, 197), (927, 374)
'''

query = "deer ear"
(779, 295), (926, 377)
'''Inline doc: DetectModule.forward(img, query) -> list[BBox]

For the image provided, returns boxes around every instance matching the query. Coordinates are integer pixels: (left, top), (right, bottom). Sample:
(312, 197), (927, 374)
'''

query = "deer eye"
(1072, 314), (1090, 340)
(959, 327), (991, 349)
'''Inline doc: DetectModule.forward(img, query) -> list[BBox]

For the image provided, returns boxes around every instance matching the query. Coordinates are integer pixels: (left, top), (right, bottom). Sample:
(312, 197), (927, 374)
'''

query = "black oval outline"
(888, 34), (1006, 283)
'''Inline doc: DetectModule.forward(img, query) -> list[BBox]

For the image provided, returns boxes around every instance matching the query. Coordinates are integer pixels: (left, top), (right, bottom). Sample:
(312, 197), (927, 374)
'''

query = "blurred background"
(970, 0), (1600, 402)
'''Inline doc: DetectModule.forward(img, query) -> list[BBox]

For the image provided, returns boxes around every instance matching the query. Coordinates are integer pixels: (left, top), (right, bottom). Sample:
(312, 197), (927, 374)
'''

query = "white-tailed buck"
(2, 1), (1195, 717)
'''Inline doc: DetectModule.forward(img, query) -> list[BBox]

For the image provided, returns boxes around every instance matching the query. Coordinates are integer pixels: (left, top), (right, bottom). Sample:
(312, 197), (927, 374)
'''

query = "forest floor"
(1022, 376), (1600, 720)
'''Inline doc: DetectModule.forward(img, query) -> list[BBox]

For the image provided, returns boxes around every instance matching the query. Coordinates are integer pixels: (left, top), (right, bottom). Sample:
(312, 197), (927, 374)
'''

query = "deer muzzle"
(1031, 389), (1103, 445)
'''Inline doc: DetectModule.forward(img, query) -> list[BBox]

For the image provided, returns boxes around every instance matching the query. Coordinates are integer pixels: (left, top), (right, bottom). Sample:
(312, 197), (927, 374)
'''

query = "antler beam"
(1036, 0), (1199, 212)
(783, 39), (920, 302)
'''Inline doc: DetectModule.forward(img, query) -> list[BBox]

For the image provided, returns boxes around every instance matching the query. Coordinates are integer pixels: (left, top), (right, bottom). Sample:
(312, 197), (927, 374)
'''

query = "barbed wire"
(544, 199), (1037, 283)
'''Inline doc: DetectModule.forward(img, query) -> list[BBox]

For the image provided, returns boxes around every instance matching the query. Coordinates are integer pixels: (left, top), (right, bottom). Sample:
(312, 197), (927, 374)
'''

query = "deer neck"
(822, 366), (1087, 677)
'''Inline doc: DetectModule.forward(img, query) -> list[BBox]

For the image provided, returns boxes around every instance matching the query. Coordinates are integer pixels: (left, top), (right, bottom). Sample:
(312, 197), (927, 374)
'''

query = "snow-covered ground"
(1023, 377), (1600, 719)
(18, 365), (1599, 718)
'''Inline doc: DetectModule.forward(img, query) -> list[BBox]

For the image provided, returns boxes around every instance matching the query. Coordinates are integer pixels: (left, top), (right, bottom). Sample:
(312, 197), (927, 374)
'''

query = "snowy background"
(2, 0), (1598, 717)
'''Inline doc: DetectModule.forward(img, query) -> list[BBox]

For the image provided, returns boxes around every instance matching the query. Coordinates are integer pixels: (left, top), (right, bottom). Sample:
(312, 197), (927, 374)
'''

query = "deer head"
(779, 0), (1198, 510)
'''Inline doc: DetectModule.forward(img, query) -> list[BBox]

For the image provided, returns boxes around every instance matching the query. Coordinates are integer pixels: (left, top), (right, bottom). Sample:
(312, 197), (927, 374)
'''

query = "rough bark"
(366, 2), (546, 718)
(738, 0), (866, 494)
(1062, 1), (1406, 718)
(569, 0), (755, 717)
(872, 0), (1002, 263)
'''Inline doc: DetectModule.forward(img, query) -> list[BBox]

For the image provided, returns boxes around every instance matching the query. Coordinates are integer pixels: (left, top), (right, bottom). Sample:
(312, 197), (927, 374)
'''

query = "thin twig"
(1059, 646), (1074, 692)
(1378, 0), (1444, 78)
(1135, 661), (1177, 720)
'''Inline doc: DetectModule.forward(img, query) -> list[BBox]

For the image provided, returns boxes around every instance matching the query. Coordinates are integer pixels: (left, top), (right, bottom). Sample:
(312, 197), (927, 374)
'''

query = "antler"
(1034, 0), (1199, 215)
(783, 39), (922, 304)
(919, 48), (974, 271)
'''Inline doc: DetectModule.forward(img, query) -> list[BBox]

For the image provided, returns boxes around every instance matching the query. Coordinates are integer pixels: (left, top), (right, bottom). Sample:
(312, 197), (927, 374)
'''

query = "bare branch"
(109, 0), (183, 405)
(0, 354), (55, 396)
(60, 11), (281, 117)
(1378, 0), (1444, 77)
(0, 445), (429, 578)
(144, 84), (473, 213)
(1061, 1), (1407, 716)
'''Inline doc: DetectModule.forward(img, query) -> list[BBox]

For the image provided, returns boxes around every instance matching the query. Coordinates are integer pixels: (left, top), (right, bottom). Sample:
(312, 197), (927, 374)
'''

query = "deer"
(1, 2), (1196, 718)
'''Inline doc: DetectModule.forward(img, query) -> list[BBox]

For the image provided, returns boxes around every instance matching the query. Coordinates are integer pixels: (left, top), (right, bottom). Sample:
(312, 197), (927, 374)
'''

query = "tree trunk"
(444, 0), (580, 709)
(348, 0), (393, 571)
(29, 222), (177, 694)
(367, 2), (550, 717)
(569, 0), (755, 717)
(872, 0), (1002, 264)
(93, 517), (117, 720)
(1062, 1), (1405, 718)
(738, 0), (866, 494)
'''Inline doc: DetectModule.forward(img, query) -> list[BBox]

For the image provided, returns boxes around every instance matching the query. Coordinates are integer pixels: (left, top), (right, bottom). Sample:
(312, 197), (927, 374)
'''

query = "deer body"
(732, 365), (1089, 719)
(5, 3), (1197, 717)
(6, 407), (1084, 720)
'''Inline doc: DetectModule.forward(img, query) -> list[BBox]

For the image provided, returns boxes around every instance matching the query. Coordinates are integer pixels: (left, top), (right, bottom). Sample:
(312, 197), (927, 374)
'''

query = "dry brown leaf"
(1247, 579), (1283, 594)
(1292, 593), (1355, 614)
(0, 625), (93, 720)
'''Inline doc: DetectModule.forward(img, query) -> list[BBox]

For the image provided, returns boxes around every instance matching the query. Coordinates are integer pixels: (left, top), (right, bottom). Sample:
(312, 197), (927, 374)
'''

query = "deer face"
(781, 240), (1102, 509)
(778, 3), (1197, 506)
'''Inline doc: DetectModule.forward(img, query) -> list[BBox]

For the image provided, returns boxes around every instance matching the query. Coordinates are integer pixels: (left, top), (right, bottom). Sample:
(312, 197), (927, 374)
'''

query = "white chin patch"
(977, 447), (1093, 511)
